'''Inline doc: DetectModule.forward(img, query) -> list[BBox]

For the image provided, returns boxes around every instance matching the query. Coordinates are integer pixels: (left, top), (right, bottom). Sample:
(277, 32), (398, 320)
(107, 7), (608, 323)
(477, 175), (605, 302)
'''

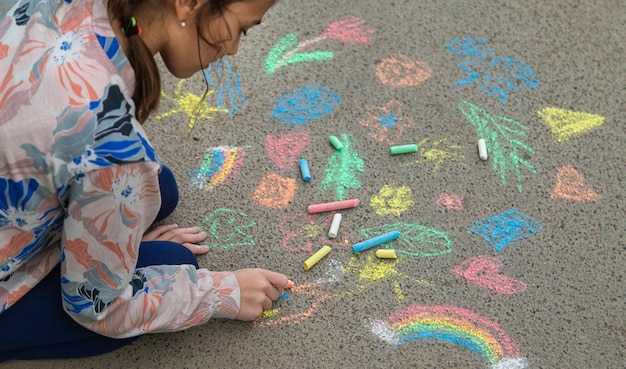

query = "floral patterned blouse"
(0, 0), (240, 338)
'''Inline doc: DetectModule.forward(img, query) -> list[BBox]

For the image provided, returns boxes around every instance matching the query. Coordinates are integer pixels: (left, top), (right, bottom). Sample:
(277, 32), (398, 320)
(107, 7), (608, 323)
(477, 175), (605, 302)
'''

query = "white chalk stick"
(478, 138), (488, 160)
(328, 213), (342, 238)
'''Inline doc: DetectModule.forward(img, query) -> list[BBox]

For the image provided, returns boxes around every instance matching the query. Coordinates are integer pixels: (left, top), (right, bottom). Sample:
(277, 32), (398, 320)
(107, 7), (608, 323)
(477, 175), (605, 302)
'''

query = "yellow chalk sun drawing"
(344, 254), (429, 304)
(370, 184), (414, 216)
(156, 79), (228, 131)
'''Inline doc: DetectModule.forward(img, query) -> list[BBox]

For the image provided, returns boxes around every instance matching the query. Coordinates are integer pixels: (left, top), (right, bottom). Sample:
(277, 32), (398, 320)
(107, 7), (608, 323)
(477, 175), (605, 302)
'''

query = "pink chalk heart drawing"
(264, 132), (311, 169)
(452, 255), (527, 295)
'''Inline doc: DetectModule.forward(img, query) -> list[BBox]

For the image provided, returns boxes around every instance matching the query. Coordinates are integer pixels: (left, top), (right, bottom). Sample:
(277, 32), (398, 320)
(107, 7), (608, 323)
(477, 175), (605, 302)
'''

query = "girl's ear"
(174, 0), (206, 23)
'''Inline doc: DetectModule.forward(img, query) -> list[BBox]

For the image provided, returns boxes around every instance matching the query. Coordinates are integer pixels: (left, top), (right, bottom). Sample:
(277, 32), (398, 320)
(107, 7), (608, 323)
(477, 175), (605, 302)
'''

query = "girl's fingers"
(183, 243), (210, 255)
(142, 224), (179, 241)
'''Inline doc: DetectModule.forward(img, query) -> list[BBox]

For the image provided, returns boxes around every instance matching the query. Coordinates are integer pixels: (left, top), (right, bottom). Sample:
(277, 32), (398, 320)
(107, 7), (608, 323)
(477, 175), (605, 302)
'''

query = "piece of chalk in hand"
(375, 249), (397, 259)
(390, 144), (418, 155)
(352, 231), (401, 253)
(328, 213), (342, 238)
(299, 158), (311, 182)
(303, 246), (332, 270)
(478, 138), (488, 160)
(285, 280), (295, 289)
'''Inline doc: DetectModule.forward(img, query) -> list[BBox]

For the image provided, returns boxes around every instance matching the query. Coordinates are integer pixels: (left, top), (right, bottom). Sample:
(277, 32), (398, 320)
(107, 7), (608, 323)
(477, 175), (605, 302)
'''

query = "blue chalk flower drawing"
(273, 84), (341, 126)
(446, 36), (540, 104)
(469, 208), (542, 252)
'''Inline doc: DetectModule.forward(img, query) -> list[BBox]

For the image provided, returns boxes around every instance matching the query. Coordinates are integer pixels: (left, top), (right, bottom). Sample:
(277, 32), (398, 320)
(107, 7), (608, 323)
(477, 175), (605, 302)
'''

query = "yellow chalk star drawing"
(343, 254), (429, 304)
(370, 183), (414, 216)
(156, 79), (228, 131)
(537, 107), (605, 143)
(409, 137), (465, 172)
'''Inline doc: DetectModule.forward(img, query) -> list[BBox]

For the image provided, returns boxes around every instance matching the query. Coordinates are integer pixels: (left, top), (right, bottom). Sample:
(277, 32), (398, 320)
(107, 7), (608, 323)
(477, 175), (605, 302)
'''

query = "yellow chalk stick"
(375, 249), (397, 259)
(303, 246), (332, 270)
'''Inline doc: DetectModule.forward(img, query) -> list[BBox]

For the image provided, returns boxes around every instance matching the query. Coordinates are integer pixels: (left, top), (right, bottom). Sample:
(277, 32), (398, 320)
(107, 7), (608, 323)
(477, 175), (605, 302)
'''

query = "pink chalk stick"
(307, 199), (360, 214)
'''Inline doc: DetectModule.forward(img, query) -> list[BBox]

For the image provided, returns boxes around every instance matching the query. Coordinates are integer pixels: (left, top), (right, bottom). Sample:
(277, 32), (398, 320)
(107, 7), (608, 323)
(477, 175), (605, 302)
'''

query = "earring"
(180, 21), (187, 27)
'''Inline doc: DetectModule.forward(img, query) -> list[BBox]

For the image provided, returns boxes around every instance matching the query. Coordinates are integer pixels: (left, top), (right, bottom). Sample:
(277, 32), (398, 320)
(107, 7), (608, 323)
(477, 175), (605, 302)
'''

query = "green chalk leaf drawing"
(284, 51), (335, 66)
(264, 33), (335, 74)
(458, 100), (536, 192)
(264, 17), (375, 75)
(359, 222), (453, 257)
(200, 208), (256, 250)
(320, 133), (365, 201)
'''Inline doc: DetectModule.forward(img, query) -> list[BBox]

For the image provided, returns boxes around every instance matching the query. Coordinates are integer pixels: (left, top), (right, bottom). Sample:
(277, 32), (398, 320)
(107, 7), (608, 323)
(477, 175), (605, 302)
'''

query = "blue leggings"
(0, 166), (196, 362)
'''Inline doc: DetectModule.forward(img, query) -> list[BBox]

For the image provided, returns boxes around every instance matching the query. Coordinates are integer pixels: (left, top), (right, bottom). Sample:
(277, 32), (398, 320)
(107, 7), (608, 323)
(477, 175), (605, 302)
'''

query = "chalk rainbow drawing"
(369, 305), (529, 368)
(459, 100), (536, 192)
(408, 137), (465, 172)
(436, 192), (464, 211)
(358, 100), (414, 144)
(272, 84), (341, 126)
(376, 53), (432, 88)
(263, 132), (311, 169)
(469, 208), (542, 252)
(370, 183), (415, 216)
(279, 213), (350, 254)
(255, 282), (334, 327)
(188, 146), (246, 190)
(344, 254), (429, 304)
(199, 208), (256, 250)
(264, 16), (374, 74)
(359, 222), (452, 257)
(446, 36), (540, 104)
(551, 165), (599, 202)
(319, 133), (365, 201)
(156, 79), (228, 131)
(452, 255), (527, 295)
(204, 58), (248, 115)
(252, 172), (296, 209)
(537, 107), (605, 143)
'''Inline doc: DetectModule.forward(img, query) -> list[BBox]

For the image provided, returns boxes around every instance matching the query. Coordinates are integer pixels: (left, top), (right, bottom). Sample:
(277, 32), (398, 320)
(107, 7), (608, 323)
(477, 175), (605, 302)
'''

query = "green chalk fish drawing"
(200, 208), (256, 250)
(320, 134), (365, 201)
(458, 100), (536, 192)
(359, 222), (452, 257)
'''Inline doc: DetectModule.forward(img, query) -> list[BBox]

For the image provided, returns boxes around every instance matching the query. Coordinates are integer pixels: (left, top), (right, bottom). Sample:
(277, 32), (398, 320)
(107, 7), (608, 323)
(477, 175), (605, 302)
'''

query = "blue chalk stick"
(352, 231), (401, 253)
(299, 158), (311, 182)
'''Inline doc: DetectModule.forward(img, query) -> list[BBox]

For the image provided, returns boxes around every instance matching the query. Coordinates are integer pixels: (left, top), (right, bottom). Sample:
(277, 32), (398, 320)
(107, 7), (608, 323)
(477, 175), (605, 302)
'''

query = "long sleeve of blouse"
(0, 0), (240, 338)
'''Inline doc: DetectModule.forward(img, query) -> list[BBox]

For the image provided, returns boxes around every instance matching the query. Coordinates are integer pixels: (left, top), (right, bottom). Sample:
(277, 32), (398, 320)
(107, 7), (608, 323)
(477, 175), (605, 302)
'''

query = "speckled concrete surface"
(2, 0), (625, 368)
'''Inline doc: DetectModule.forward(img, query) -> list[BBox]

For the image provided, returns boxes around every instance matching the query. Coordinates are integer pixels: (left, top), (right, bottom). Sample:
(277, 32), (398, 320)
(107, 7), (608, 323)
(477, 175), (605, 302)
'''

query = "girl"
(0, 0), (288, 361)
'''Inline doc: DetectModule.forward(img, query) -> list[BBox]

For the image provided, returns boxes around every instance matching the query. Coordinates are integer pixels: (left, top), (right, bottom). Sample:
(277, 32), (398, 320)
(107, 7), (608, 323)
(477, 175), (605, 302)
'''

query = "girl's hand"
(233, 268), (290, 321)
(142, 224), (210, 255)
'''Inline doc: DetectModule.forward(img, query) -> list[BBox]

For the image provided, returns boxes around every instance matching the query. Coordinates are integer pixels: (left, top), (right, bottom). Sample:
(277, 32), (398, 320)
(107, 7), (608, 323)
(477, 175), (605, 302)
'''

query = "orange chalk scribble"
(376, 53), (432, 88)
(252, 173), (296, 209)
(551, 165), (599, 202)
(537, 107), (605, 143)
(359, 100), (414, 144)
(255, 282), (334, 327)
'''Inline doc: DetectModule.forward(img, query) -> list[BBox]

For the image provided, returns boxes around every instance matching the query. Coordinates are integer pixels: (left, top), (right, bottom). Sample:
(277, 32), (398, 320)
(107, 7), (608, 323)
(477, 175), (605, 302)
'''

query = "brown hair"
(107, 0), (242, 123)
